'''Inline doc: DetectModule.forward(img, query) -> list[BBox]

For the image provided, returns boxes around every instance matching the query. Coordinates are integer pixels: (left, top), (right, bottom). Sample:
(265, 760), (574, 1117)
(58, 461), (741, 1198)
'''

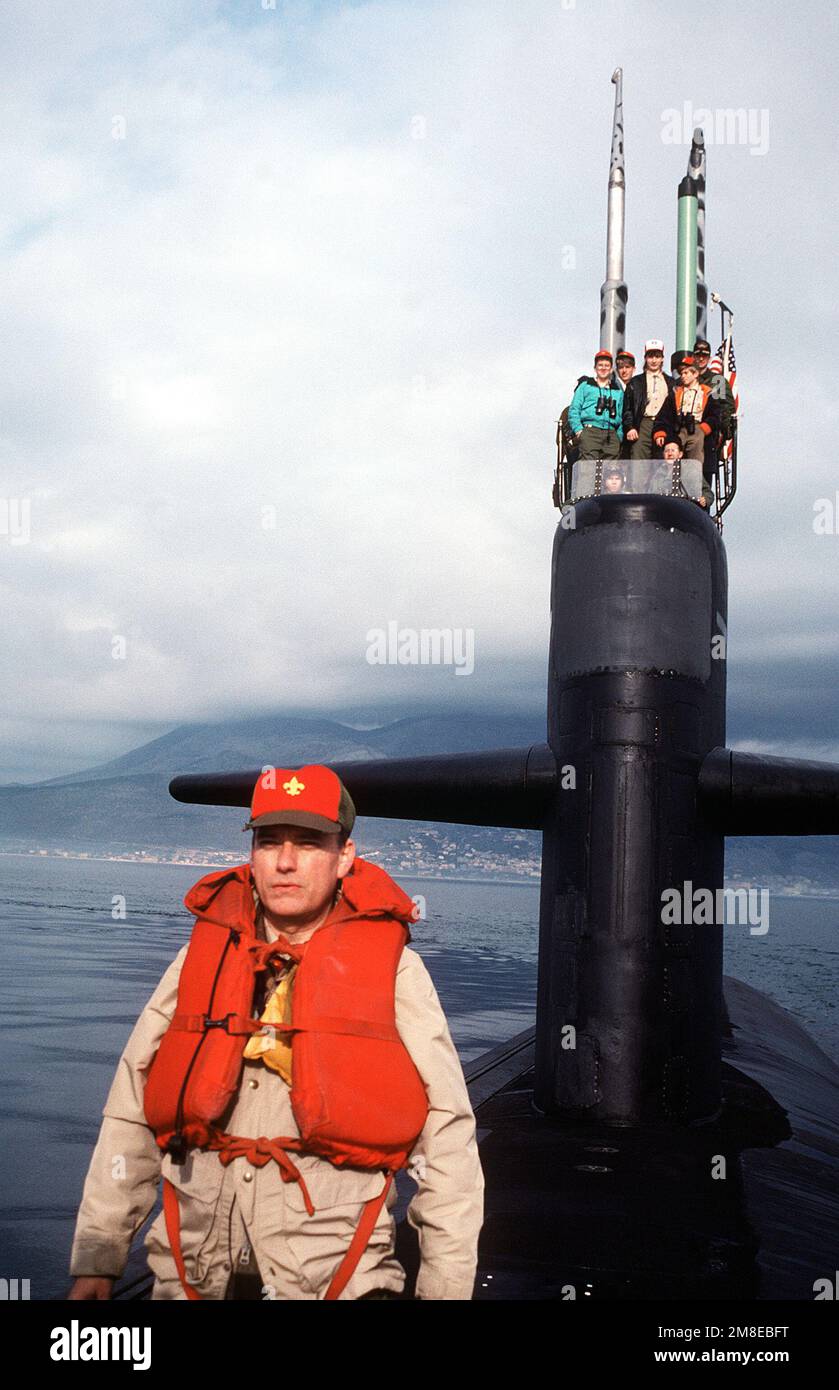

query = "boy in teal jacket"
(568, 351), (624, 462)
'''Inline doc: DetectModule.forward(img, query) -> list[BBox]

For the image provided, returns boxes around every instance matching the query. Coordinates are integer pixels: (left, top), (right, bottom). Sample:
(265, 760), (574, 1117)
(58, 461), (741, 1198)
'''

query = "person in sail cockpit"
(662, 435), (710, 510)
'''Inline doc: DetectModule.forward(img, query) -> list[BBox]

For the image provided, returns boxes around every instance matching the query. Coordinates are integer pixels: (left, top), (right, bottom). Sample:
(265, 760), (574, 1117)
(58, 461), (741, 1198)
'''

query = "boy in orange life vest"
(652, 354), (719, 466)
(67, 765), (484, 1301)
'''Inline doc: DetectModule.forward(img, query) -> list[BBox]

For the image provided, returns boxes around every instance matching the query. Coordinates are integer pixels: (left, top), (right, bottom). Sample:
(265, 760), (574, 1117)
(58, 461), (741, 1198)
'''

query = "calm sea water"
(0, 852), (836, 1300)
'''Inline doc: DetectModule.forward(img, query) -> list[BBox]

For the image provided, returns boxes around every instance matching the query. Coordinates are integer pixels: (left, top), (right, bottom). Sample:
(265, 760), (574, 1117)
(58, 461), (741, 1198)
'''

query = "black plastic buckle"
(165, 1133), (189, 1165)
(203, 1013), (233, 1031)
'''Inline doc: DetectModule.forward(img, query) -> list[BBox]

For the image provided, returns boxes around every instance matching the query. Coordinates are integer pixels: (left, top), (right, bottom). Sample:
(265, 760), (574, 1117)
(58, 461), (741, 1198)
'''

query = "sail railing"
(554, 456), (705, 506)
(713, 414), (738, 524)
(554, 438), (737, 530)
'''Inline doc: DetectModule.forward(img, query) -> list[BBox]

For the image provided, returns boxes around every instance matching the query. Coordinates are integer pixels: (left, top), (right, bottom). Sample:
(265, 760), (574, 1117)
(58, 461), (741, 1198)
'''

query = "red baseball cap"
(245, 764), (356, 835)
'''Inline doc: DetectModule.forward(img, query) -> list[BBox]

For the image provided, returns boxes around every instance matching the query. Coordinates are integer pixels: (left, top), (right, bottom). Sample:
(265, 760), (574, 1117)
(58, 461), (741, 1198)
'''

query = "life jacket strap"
(245, 1017), (402, 1042)
(247, 938), (307, 972)
(170, 1012), (261, 1036)
(290, 1016), (401, 1043)
(162, 1178), (203, 1301)
(205, 1131), (315, 1214)
(323, 1171), (395, 1301)
(163, 1140), (396, 1302)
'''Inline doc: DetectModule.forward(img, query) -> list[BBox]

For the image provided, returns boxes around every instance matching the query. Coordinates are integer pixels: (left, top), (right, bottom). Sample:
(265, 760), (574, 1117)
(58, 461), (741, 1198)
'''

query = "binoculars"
(595, 395), (617, 420)
(677, 413), (696, 435)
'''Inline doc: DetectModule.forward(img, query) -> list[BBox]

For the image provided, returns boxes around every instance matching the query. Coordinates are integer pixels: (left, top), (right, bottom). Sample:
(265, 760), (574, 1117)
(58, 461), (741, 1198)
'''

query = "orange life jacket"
(143, 857), (429, 1300)
(673, 381), (714, 431)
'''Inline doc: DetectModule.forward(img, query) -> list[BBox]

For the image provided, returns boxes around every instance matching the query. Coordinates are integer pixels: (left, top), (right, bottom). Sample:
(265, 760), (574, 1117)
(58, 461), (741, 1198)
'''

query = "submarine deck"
(393, 976), (839, 1300)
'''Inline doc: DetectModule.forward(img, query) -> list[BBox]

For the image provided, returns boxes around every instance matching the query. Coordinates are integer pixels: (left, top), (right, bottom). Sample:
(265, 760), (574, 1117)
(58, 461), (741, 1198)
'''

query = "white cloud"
(0, 0), (837, 775)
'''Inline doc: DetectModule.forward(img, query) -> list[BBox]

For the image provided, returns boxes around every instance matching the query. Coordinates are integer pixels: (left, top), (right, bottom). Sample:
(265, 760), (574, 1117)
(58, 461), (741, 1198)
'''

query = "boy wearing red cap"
(615, 350), (635, 389)
(567, 350), (624, 462)
(67, 766), (484, 1301)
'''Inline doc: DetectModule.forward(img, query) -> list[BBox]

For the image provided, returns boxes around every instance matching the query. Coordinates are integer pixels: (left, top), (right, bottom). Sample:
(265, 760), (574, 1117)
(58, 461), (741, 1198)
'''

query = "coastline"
(0, 847), (837, 899)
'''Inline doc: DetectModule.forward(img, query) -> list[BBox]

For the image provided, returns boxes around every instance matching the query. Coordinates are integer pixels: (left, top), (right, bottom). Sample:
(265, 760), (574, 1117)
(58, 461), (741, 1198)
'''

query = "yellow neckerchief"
(242, 961), (296, 1083)
(242, 886), (343, 1083)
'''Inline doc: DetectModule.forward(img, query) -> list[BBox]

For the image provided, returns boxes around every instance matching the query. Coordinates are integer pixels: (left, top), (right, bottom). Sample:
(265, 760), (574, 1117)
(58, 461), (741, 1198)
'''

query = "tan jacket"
(70, 942), (484, 1300)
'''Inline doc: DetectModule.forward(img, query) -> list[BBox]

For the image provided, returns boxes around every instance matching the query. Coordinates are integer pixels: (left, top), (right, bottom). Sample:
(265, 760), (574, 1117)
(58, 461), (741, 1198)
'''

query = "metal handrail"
(553, 417), (738, 532)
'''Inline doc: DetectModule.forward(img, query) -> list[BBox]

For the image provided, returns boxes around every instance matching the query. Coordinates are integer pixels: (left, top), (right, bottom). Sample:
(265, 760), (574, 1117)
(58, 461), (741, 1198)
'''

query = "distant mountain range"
(0, 712), (543, 851)
(36, 712), (551, 786)
(1, 710), (838, 890)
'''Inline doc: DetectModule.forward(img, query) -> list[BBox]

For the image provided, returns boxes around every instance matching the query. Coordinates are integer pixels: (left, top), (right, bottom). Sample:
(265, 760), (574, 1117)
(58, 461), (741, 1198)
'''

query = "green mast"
(675, 174), (699, 354)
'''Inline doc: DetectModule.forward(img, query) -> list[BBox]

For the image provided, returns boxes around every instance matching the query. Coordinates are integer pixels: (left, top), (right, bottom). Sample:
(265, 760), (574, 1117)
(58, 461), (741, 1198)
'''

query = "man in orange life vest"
(67, 765), (484, 1300)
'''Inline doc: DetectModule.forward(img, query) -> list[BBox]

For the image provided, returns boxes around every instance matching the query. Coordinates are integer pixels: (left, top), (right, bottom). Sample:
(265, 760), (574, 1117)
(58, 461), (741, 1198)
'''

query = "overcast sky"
(1, 0), (837, 781)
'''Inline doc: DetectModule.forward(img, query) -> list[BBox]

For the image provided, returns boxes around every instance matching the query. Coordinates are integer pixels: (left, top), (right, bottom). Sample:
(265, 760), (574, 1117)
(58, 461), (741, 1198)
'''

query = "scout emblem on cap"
(244, 764), (356, 835)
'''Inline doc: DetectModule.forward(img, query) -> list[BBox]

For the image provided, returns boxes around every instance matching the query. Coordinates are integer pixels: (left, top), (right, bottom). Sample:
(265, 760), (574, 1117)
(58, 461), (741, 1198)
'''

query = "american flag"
(710, 334), (739, 458)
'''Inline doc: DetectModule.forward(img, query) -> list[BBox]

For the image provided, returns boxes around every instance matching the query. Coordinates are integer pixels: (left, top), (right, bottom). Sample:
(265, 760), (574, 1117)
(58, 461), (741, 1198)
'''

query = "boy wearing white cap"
(622, 339), (674, 463)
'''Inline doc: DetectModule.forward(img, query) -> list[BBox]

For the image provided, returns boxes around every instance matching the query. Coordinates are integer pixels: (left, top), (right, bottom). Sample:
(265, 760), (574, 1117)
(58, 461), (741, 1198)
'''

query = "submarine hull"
(391, 975), (839, 1301)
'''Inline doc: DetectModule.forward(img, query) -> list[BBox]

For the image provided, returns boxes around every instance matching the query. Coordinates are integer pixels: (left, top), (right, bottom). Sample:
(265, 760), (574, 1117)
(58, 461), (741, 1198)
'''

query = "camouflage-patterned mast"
(599, 68), (627, 358)
(688, 128), (708, 341)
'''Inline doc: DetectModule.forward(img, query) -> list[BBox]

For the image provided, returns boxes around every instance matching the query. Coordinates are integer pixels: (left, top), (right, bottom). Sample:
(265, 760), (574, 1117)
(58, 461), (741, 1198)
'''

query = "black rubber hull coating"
(535, 496), (728, 1124)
